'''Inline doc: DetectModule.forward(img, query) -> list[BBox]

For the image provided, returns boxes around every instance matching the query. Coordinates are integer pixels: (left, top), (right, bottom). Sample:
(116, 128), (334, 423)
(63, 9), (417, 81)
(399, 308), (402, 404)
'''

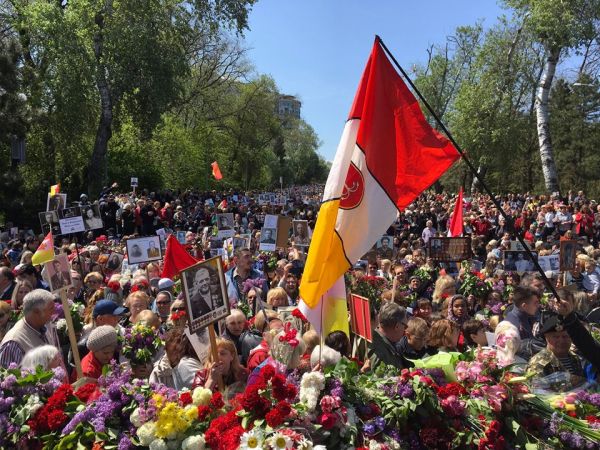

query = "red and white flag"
(300, 39), (461, 314)
(448, 187), (464, 237)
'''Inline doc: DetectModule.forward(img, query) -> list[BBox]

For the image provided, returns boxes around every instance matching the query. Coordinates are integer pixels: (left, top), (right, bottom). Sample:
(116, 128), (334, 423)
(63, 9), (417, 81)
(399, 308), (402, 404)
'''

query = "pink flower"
(320, 395), (341, 413)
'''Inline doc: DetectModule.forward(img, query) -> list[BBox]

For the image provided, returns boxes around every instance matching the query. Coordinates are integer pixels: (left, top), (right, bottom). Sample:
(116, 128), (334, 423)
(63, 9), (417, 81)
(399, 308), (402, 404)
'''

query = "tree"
(504, 0), (600, 193)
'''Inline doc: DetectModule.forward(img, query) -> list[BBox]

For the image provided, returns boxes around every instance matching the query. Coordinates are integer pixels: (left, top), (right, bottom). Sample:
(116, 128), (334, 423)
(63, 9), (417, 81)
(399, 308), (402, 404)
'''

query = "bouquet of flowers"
(120, 323), (164, 366)
(350, 275), (389, 315)
(56, 301), (85, 345)
(458, 270), (492, 300)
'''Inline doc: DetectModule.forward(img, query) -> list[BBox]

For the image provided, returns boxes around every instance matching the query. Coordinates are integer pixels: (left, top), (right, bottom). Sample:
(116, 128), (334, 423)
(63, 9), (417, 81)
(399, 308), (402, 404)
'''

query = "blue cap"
(93, 299), (128, 318)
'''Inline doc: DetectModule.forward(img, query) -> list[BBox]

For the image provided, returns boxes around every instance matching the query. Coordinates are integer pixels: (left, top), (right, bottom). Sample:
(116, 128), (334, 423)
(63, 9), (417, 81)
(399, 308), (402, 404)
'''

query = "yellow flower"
(155, 402), (190, 439)
(184, 405), (198, 422)
(152, 393), (165, 409)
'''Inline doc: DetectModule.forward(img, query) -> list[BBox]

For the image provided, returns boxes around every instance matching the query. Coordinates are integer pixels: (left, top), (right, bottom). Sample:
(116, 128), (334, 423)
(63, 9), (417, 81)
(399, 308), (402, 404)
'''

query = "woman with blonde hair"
(192, 338), (248, 391)
(266, 287), (288, 309)
(125, 291), (150, 325)
(10, 279), (33, 310)
(0, 301), (12, 341)
(432, 275), (456, 309)
(19, 251), (33, 265)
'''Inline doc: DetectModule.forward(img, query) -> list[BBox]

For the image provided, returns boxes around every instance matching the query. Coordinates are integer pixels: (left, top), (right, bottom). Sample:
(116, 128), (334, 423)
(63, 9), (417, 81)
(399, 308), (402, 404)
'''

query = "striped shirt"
(0, 322), (48, 367)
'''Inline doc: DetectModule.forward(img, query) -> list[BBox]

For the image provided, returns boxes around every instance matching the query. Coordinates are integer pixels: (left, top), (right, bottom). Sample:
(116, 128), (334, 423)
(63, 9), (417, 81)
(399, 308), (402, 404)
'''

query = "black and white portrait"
(106, 252), (123, 271)
(39, 210), (60, 235)
(293, 220), (310, 247)
(216, 213), (234, 239)
(126, 236), (162, 264)
(182, 257), (229, 332)
(376, 235), (393, 258)
(44, 254), (72, 292)
(504, 250), (537, 272)
(560, 240), (577, 271)
(259, 227), (277, 251)
(47, 193), (67, 211)
(81, 204), (103, 230)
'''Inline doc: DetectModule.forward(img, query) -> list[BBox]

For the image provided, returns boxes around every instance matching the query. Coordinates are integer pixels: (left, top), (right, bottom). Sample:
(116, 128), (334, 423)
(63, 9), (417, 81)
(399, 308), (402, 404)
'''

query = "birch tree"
(504, 0), (600, 193)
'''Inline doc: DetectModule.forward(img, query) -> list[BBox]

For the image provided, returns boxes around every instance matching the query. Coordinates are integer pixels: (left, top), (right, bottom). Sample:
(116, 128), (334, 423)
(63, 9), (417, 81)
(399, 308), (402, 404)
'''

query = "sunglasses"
(172, 307), (186, 312)
(156, 301), (171, 306)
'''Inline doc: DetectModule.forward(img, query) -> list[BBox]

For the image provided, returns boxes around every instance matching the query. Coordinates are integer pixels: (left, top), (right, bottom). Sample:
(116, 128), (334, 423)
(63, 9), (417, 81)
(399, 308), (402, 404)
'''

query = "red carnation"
(260, 364), (276, 381)
(75, 383), (101, 403)
(276, 401), (292, 417)
(436, 382), (467, 399)
(266, 408), (285, 427)
(179, 391), (193, 407)
(197, 405), (211, 421)
(210, 391), (224, 409)
(47, 409), (68, 431)
(319, 412), (337, 430)
(292, 308), (307, 322)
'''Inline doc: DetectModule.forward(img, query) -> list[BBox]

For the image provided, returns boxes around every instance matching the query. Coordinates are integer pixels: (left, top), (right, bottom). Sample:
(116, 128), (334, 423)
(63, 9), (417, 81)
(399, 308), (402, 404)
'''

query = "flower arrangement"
(458, 269), (492, 299)
(350, 274), (389, 315)
(120, 323), (164, 365)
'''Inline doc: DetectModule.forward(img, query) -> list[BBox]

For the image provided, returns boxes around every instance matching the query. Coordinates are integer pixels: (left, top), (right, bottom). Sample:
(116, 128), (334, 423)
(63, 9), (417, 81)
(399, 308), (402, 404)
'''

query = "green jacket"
(368, 329), (411, 371)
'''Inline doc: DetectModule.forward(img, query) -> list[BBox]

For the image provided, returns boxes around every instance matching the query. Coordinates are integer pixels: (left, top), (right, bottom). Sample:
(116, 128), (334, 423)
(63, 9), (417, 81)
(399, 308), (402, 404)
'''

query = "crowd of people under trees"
(0, 184), (599, 402)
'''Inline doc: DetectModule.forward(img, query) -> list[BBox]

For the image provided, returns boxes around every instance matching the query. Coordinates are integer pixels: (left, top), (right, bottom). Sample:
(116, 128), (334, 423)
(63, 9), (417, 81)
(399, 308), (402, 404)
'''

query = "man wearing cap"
(0, 289), (56, 367)
(158, 278), (175, 294)
(526, 315), (586, 390)
(76, 299), (127, 361)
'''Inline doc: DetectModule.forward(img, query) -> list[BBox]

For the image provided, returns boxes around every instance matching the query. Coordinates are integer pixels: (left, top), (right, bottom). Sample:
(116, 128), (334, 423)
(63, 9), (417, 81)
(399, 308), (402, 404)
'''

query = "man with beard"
(189, 267), (215, 319)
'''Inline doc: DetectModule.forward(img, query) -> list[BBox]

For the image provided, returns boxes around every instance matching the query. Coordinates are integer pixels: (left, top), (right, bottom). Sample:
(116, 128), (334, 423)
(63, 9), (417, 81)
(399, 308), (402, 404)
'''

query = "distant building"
(277, 95), (301, 119)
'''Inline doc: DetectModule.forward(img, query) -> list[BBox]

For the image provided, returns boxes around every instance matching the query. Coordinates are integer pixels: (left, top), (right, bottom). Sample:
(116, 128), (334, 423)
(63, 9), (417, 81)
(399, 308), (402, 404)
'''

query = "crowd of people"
(0, 185), (599, 417)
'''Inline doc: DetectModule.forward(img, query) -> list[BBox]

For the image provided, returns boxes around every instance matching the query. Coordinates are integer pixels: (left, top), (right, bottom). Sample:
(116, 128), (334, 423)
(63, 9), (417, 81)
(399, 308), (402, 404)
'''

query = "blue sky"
(245, 0), (506, 161)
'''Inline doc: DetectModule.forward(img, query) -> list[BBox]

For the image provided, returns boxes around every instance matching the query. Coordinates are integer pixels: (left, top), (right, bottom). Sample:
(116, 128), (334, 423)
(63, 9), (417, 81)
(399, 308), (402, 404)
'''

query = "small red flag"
(448, 187), (464, 237)
(211, 161), (223, 180)
(161, 235), (198, 279)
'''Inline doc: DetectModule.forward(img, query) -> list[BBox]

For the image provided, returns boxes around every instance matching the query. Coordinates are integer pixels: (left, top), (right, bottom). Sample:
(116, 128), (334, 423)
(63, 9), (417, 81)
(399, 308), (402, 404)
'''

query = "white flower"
(268, 432), (293, 450)
(239, 429), (264, 449)
(299, 372), (325, 411)
(130, 407), (143, 428)
(296, 437), (314, 450)
(368, 441), (382, 450)
(136, 421), (157, 446)
(56, 319), (67, 331)
(181, 435), (206, 450)
(24, 394), (43, 417)
(149, 439), (168, 450)
(313, 446), (327, 450)
(192, 387), (212, 406)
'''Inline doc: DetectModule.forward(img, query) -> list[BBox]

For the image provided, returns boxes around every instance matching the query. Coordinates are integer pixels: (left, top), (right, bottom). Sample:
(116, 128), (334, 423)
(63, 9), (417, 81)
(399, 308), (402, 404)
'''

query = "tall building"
(277, 95), (301, 119)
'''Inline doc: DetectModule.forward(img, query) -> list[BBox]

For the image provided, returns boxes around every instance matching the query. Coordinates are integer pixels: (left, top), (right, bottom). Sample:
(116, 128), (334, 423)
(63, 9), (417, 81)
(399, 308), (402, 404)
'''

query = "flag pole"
(375, 35), (560, 300)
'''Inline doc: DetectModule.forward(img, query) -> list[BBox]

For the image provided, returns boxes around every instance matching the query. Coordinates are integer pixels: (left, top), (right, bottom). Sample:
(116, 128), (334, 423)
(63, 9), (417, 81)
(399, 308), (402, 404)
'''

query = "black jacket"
(562, 312), (600, 372)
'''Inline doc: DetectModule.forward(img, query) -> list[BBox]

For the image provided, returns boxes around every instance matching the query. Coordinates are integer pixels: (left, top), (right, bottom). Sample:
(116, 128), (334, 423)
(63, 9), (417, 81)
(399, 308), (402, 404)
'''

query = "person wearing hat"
(76, 325), (118, 381)
(75, 299), (127, 362)
(526, 314), (586, 390)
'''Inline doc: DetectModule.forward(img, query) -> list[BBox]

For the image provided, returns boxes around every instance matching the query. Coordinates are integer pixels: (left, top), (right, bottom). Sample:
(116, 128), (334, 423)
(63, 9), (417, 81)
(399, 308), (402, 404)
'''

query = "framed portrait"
(560, 240), (577, 271)
(503, 250), (538, 272)
(216, 213), (234, 239)
(292, 220), (310, 247)
(233, 236), (249, 250)
(181, 256), (230, 333)
(44, 253), (72, 292)
(126, 236), (162, 265)
(177, 230), (187, 244)
(106, 252), (123, 271)
(538, 255), (560, 273)
(259, 227), (277, 252)
(58, 207), (85, 235)
(46, 193), (67, 211)
(81, 204), (104, 230)
(376, 235), (394, 258)
(39, 210), (61, 236)
(428, 237), (472, 262)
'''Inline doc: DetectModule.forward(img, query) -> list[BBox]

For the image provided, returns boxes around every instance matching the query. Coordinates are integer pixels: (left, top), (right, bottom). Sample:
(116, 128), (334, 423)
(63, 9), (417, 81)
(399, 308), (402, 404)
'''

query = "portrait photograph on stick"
(429, 237), (471, 262)
(259, 227), (277, 252)
(503, 250), (538, 272)
(126, 235), (163, 265)
(181, 256), (229, 333)
(81, 204), (104, 230)
(44, 253), (72, 292)
(216, 213), (234, 239)
(46, 193), (67, 211)
(560, 240), (577, 271)
(292, 220), (310, 247)
(39, 210), (61, 235)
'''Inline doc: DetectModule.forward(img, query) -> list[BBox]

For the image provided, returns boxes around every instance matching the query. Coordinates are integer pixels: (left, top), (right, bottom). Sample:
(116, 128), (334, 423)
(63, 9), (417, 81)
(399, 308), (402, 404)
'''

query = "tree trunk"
(87, 3), (113, 195)
(535, 46), (561, 194)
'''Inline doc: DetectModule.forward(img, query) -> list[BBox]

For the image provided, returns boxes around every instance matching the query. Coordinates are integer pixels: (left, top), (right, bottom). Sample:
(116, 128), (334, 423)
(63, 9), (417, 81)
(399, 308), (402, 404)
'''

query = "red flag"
(161, 235), (198, 279)
(211, 161), (223, 180)
(448, 187), (464, 237)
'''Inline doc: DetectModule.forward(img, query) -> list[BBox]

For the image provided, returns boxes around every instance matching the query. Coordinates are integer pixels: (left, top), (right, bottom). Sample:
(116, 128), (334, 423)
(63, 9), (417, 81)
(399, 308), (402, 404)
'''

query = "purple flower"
(118, 435), (134, 450)
(363, 422), (376, 436)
